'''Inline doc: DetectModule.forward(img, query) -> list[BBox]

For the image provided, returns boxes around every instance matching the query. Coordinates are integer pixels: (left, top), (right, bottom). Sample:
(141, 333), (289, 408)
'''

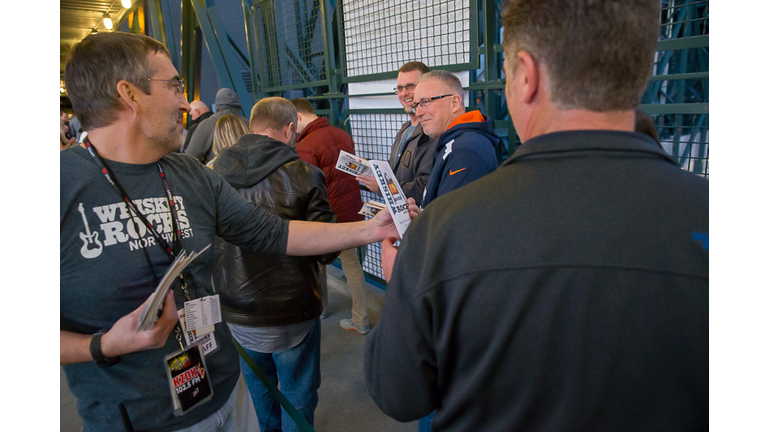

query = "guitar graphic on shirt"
(78, 203), (103, 259)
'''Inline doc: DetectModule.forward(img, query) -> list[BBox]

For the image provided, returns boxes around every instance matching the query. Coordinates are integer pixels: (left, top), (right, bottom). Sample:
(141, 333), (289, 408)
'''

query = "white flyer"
(335, 150), (372, 176)
(137, 244), (211, 332)
(358, 201), (387, 218)
(368, 160), (411, 239)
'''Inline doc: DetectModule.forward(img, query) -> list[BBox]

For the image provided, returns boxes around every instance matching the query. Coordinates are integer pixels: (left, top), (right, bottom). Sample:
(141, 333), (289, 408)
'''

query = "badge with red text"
(164, 344), (213, 416)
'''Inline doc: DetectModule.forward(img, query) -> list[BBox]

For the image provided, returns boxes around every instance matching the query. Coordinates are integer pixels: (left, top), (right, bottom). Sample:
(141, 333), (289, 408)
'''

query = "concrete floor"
(60, 264), (416, 432)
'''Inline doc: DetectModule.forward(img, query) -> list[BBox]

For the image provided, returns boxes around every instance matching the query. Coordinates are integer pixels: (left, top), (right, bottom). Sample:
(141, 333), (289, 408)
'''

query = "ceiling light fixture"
(122, 0), (132, 8)
(104, 13), (113, 30)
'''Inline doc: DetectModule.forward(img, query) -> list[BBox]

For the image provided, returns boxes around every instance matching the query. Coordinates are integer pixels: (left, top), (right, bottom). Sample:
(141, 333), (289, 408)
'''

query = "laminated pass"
(358, 201), (387, 218)
(165, 344), (213, 416)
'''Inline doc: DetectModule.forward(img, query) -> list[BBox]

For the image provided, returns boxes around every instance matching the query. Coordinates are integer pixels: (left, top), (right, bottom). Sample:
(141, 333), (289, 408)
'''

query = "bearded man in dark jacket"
(212, 97), (338, 432)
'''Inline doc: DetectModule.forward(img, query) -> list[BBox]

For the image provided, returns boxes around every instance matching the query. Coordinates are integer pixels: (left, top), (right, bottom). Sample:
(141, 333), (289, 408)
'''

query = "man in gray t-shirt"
(61, 31), (407, 432)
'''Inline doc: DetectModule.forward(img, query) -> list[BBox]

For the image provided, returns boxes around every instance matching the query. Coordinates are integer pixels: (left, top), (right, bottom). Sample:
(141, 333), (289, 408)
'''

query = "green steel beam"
(190, 0), (253, 116)
(180, 0), (204, 108)
(242, 0), (262, 98)
(639, 103), (708, 115)
(147, 0), (165, 44)
(159, 0), (181, 70)
(320, 0), (340, 125)
(130, 7), (141, 33)
(346, 108), (408, 115)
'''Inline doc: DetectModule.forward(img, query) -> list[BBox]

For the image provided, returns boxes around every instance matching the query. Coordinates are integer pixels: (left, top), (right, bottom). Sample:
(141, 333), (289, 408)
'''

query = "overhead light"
(90, 29), (98, 35)
(104, 14), (113, 30)
(122, 0), (132, 8)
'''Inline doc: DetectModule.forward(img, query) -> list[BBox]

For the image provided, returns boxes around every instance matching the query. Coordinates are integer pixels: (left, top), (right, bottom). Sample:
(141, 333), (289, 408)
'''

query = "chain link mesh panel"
(252, 0), (328, 91)
(341, 0), (472, 78)
(644, 0), (709, 177)
(655, 113), (709, 176)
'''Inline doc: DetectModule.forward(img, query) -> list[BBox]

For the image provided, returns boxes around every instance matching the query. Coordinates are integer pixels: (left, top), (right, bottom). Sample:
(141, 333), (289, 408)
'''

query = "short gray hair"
(502, 0), (659, 111)
(417, 70), (464, 102)
(249, 97), (298, 132)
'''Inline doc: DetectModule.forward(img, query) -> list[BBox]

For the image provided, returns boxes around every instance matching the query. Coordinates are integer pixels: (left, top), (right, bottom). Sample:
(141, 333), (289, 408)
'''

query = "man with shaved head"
(180, 100), (213, 152)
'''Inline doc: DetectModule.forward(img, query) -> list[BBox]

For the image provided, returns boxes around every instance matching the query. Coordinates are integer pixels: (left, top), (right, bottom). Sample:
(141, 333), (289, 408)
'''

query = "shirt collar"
(501, 130), (678, 167)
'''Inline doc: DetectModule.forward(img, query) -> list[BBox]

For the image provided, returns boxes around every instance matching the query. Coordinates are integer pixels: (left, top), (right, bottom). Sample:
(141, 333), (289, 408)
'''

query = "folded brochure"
(137, 244), (211, 332)
(358, 201), (387, 217)
(335, 150), (372, 176)
(368, 160), (411, 239)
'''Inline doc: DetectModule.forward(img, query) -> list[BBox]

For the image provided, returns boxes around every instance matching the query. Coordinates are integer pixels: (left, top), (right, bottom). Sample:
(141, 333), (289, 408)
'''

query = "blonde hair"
(213, 114), (249, 157)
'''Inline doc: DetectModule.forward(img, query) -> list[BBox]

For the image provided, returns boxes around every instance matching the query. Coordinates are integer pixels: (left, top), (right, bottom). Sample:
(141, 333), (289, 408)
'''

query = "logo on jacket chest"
(442, 139), (455, 160)
(401, 149), (412, 168)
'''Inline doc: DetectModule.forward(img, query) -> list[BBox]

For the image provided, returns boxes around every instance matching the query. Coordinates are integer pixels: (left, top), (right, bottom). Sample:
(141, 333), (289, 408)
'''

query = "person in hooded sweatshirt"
(211, 97), (337, 432)
(185, 88), (244, 164)
(413, 70), (500, 209)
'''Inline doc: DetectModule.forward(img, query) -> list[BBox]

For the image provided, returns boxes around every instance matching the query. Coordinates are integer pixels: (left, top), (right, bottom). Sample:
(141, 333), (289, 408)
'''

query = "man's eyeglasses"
(393, 83), (417, 93)
(144, 78), (185, 95)
(411, 94), (454, 110)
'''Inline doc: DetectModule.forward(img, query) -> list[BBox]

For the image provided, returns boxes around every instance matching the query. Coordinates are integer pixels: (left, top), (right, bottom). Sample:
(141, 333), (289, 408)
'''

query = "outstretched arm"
(286, 198), (419, 256)
(60, 291), (178, 365)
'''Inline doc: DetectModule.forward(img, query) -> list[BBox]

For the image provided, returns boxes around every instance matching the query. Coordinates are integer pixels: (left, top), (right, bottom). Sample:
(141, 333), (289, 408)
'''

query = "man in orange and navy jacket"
(413, 70), (500, 208)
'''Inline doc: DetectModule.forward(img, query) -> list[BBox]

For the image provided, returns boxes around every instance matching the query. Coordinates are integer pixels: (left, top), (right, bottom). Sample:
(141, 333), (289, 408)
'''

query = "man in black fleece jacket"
(365, 1), (708, 431)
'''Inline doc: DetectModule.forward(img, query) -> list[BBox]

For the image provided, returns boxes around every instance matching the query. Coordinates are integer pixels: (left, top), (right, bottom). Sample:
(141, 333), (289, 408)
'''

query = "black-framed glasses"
(144, 78), (185, 95)
(393, 83), (417, 93)
(411, 94), (454, 110)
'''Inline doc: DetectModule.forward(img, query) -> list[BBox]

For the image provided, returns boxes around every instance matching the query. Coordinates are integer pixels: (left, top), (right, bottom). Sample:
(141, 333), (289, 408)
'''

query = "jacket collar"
(502, 130), (678, 167)
(297, 116), (330, 142)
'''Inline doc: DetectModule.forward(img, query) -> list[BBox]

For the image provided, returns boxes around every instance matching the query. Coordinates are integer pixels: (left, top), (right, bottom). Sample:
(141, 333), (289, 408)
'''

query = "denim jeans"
(239, 319), (321, 432)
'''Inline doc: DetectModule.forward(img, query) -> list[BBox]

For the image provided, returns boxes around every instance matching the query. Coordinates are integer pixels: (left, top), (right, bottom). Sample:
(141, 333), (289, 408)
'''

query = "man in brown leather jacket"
(212, 97), (337, 432)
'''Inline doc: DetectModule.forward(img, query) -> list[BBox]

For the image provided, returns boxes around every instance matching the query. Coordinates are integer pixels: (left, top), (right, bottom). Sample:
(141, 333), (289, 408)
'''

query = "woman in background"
(207, 114), (250, 168)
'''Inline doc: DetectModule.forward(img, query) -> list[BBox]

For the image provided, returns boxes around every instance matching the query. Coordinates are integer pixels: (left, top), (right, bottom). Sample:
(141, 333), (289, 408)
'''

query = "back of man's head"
(501, 0), (658, 112)
(290, 99), (319, 134)
(65, 31), (170, 131)
(189, 101), (209, 120)
(250, 97), (298, 144)
(399, 61), (430, 75)
(290, 98), (315, 115)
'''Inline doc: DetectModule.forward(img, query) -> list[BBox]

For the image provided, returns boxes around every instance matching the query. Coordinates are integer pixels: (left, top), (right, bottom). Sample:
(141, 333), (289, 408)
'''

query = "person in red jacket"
(291, 98), (371, 335)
